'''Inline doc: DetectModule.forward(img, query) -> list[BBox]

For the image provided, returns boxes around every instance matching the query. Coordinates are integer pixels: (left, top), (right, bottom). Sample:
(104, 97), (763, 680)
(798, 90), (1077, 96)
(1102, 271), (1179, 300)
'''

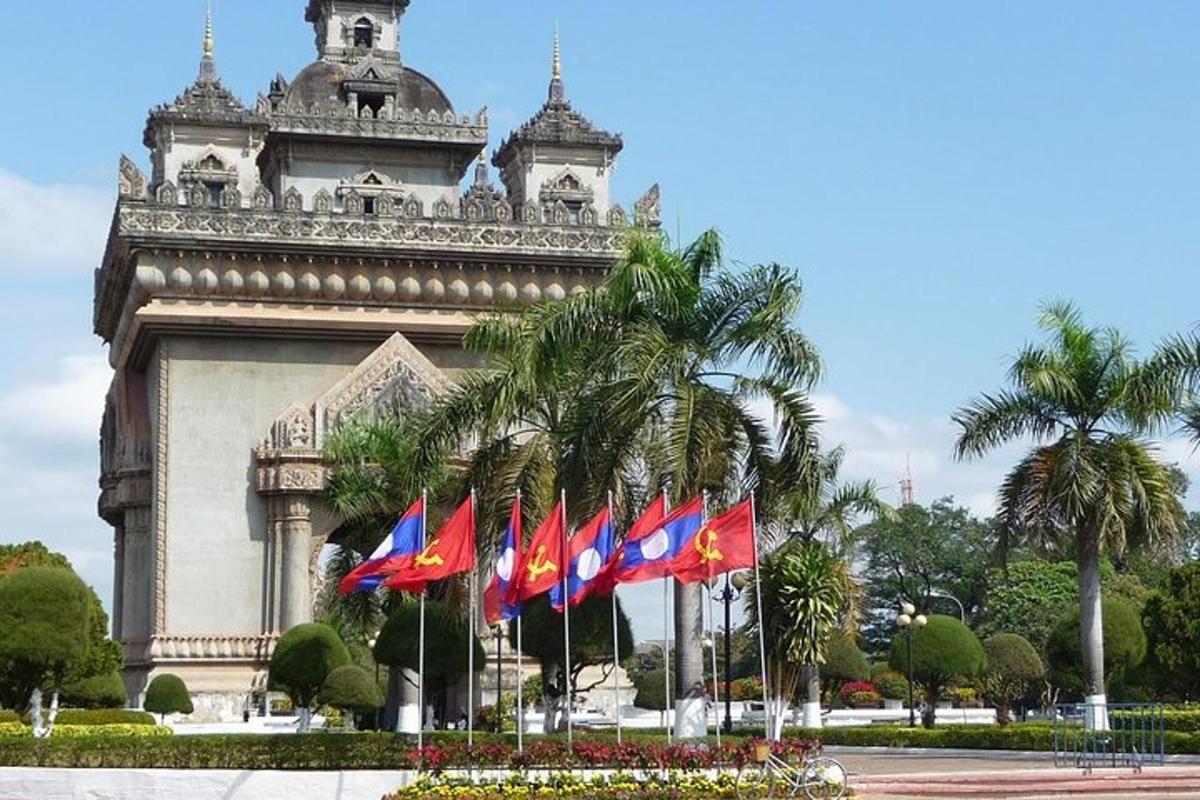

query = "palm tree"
(766, 446), (892, 727)
(953, 303), (1184, 720)
(747, 539), (855, 739)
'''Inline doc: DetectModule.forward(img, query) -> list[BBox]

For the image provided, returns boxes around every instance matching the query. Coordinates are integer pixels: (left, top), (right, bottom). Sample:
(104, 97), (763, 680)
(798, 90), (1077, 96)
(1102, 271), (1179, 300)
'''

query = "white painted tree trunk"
(802, 664), (822, 729)
(296, 706), (312, 734)
(673, 580), (706, 739)
(1078, 531), (1109, 730)
(30, 689), (59, 738)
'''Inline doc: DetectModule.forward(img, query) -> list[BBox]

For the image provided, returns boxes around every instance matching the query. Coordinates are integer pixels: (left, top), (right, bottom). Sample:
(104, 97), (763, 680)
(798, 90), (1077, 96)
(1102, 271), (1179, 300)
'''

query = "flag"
(611, 497), (704, 585)
(511, 501), (566, 603)
(385, 496), (476, 594)
(669, 499), (756, 584)
(550, 506), (617, 610)
(484, 496), (523, 625)
(337, 497), (425, 595)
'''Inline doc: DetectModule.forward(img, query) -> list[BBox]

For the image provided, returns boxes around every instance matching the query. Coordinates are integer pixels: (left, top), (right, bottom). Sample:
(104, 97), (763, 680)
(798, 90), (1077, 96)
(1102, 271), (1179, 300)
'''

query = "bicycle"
(735, 742), (849, 800)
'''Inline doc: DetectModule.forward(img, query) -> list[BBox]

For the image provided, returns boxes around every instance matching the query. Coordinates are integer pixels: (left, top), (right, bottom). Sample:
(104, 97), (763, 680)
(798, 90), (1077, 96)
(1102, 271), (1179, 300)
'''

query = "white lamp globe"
(896, 613), (912, 627)
(914, 614), (928, 628)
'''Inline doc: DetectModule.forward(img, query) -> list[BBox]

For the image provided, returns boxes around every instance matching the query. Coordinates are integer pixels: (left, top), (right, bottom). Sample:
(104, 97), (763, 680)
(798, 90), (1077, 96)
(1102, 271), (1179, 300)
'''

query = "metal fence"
(1052, 702), (1165, 772)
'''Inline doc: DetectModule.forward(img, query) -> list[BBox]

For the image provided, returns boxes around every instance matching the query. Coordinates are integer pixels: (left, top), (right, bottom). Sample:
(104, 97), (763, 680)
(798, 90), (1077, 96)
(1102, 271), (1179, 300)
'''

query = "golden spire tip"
(552, 24), (561, 81)
(203, 1), (214, 58)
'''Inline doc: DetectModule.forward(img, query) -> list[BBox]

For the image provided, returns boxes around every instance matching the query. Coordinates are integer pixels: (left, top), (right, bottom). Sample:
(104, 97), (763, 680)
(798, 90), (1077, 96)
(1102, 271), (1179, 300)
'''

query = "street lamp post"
(895, 603), (927, 728)
(368, 633), (380, 731)
(713, 573), (747, 734)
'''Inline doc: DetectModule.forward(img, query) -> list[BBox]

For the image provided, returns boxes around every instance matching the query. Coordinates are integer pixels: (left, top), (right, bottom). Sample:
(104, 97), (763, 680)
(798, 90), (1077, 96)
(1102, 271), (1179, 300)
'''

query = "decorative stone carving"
(635, 183), (662, 228)
(376, 193), (395, 217)
(313, 189), (334, 214)
(579, 203), (598, 227)
(344, 190), (364, 215)
(188, 183), (210, 209)
(520, 200), (540, 224)
(315, 332), (449, 439)
(608, 205), (627, 227)
(433, 197), (452, 220)
(283, 187), (304, 212)
(156, 181), (178, 206)
(220, 185), (242, 210)
(403, 196), (423, 218)
(253, 184), (274, 210)
(118, 155), (148, 200)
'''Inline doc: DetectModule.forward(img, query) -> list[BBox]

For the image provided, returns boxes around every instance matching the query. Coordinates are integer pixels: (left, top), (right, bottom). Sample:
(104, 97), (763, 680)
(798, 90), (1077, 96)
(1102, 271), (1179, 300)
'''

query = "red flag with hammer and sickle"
(668, 499), (756, 585)
(384, 496), (476, 594)
(510, 500), (566, 603)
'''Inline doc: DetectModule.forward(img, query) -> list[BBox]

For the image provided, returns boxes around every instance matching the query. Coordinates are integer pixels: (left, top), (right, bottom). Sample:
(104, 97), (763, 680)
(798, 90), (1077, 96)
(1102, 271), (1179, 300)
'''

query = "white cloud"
(0, 170), (111, 272)
(0, 354), (112, 442)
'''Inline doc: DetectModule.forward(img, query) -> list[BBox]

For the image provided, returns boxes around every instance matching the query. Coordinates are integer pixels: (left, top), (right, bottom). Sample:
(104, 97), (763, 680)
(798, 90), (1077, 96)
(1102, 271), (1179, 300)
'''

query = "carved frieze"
(124, 635), (279, 665)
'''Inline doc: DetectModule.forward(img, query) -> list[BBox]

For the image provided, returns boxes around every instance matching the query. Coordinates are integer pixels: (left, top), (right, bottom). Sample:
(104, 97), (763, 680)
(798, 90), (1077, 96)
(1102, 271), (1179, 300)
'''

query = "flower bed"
(0, 732), (816, 771)
(384, 774), (741, 799)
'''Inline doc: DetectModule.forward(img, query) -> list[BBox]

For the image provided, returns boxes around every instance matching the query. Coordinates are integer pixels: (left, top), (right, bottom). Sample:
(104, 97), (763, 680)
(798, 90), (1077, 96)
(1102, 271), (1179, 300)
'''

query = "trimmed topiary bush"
(143, 674), (193, 721)
(374, 602), (483, 693)
(1047, 598), (1145, 700)
(61, 671), (126, 710)
(317, 665), (383, 724)
(983, 633), (1044, 725)
(269, 623), (351, 731)
(889, 614), (986, 727)
(54, 709), (155, 726)
(823, 634), (869, 683)
(0, 567), (94, 708)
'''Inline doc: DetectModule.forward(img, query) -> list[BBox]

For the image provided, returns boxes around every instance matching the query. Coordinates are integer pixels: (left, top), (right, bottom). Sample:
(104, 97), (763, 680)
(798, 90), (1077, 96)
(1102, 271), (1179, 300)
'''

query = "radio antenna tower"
(899, 455), (915, 507)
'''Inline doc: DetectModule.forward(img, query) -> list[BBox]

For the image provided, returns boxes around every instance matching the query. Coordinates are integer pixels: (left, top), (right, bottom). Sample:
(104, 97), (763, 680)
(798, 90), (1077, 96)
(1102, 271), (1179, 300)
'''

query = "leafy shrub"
(61, 672), (126, 710)
(632, 669), (667, 711)
(982, 633), (1044, 724)
(54, 709), (155, 726)
(521, 675), (543, 708)
(837, 681), (877, 703)
(317, 665), (383, 715)
(889, 614), (986, 726)
(871, 670), (909, 701)
(0, 712), (18, 724)
(847, 691), (881, 707)
(0, 567), (93, 705)
(1047, 599), (1146, 699)
(475, 694), (517, 733)
(269, 624), (351, 712)
(823, 634), (869, 683)
(1143, 563), (1200, 701)
(143, 674), (193, 719)
(375, 604), (481, 694)
(0, 723), (170, 738)
(730, 677), (763, 701)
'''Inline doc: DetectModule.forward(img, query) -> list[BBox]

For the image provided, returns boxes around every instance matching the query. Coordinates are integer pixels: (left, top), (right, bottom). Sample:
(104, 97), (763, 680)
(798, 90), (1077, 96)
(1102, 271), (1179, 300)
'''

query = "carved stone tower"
(95, 3), (658, 719)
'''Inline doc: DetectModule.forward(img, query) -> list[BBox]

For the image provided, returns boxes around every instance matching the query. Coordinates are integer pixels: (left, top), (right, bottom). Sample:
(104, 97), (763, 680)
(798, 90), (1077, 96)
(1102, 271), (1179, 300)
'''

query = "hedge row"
(0, 709), (156, 727)
(0, 733), (814, 770)
(1111, 709), (1200, 734)
(796, 724), (1200, 755)
(0, 723), (170, 738)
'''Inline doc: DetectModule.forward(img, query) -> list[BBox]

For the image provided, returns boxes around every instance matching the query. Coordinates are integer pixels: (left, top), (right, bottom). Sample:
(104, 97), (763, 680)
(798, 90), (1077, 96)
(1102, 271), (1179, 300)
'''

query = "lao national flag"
(669, 499), (756, 585)
(338, 497), (424, 595)
(612, 497), (704, 585)
(511, 501), (566, 603)
(484, 497), (523, 625)
(385, 496), (476, 594)
(550, 507), (616, 610)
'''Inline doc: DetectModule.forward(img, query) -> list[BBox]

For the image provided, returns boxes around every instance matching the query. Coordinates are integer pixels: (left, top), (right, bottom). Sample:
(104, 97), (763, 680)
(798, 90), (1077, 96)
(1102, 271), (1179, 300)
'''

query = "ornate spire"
(548, 25), (565, 104)
(198, 1), (218, 84)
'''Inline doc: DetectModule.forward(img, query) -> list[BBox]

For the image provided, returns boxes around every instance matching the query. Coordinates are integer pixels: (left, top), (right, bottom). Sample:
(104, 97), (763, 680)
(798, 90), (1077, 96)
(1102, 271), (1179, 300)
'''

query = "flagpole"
(514, 488), (524, 752)
(607, 489), (621, 745)
(418, 489), (428, 751)
(708, 576), (721, 749)
(516, 616), (524, 751)
(467, 489), (476, 747)
(749, 492), (771, 741)
(662, 488), (672, 744)
(560, 488), (573, 748)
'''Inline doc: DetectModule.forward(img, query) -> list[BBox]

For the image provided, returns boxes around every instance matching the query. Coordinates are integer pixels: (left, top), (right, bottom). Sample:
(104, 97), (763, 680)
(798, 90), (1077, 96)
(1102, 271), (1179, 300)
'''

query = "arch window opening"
(354, 18), (375, 49)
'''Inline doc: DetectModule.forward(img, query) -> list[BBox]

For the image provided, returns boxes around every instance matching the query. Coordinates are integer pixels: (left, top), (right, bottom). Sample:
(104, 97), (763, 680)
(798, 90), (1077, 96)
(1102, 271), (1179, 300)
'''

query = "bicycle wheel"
(737, 762), (786, 800)
(801, 756), (848, 800)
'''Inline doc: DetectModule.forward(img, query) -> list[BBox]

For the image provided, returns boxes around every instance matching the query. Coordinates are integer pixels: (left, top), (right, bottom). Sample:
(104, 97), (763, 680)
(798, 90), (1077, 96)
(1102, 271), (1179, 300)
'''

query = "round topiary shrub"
(889, 614), (986, 727)
(143, 674), (193, 721)
(1046, 598), (1146, 700)
(983, 633), (1044, 725)
(317, 665), (383, 722)
(268, 623), (351, 730)
(0, 567), (94, 707)
(374, 601), (483, 692)
(632, 669), (667, 711)
(823, 633), (870, 683)
(62, 671), (127, 709)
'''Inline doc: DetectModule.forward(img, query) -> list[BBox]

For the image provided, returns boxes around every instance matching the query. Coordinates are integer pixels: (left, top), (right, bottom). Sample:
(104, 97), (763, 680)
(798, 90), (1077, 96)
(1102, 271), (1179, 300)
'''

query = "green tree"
(748, 540), (854, 738)
(855, 499), (992, 651)
(0, 567), (93, 716)
(61, 671), (126, 710)
(976, 561), (1079, 657)
(268, 623), (351, 732)
(823, 633), (869, 685)
(1047, 599), (1146, 701)
(889, 614), (986, 727)
(954, 303), (1185, 715)
(318, 665), (383, 728)
(510, 594), (633, 733)
(374, 600), (484, 728)
(631, 668), (668, 712)
(982, 634), (1044, 725)
(1141, 563), (1200, 701)
(143, 674), (193, 721)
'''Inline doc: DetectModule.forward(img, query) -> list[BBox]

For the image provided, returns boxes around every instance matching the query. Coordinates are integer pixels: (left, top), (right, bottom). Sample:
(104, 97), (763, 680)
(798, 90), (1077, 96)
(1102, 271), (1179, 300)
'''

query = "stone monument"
(95, 0), (659, 719)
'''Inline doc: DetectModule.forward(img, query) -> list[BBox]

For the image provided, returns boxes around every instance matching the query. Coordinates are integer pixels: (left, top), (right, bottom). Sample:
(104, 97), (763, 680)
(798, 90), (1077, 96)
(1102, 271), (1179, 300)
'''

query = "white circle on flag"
(497, 548), (515, 581)
(641, 529), (670, 561)
(577, 548), (602, 580)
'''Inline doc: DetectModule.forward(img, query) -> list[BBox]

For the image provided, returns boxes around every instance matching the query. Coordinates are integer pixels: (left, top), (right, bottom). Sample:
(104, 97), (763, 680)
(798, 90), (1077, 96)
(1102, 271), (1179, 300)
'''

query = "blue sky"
(1, 2), (1198, 638)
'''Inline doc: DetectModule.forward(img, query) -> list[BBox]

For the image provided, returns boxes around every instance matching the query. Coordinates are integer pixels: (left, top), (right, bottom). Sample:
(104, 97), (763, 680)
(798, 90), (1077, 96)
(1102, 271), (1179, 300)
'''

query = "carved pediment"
(118, 155), (147, 200)
(314, 332), (448, 443)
